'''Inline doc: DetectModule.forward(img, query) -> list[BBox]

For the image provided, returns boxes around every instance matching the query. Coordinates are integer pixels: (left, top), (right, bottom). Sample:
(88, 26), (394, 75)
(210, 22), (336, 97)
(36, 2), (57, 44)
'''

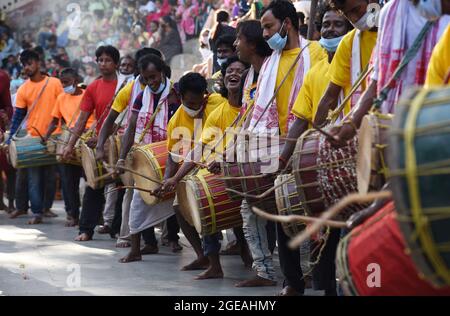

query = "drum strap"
(373, 21), (435, 110)
(198, 174), (217, 233)
(13, 77), (50, 138)
(137, 102), (163, 144)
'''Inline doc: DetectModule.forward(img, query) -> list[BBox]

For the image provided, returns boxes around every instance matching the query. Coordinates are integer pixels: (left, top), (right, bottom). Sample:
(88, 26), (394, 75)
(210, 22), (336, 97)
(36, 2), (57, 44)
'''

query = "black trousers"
(15, 168), (29, 212)
(58, 164), (82, 218)
(79, 186), (105, 237)
(276, 223), (305, 293)
(141, 215), (180, 246)
(312, 228), (341, 293)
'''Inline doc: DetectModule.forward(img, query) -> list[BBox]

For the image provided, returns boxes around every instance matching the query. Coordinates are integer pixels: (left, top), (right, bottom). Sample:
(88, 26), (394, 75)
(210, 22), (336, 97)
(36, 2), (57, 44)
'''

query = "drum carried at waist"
(130, 141), (172, 205)
(177, 171), (243, 236)
(388, 87), (450, 287)
(107, 134), (134, 187)
(336, 201), (450, 296)
(81, 140), (116, 189)
(292, 129), (365, 221)
(356, 112), (393, 194)
(275, 174), (307, 238)
(9, 135), (58, 169)
(56, 129), (82, 165)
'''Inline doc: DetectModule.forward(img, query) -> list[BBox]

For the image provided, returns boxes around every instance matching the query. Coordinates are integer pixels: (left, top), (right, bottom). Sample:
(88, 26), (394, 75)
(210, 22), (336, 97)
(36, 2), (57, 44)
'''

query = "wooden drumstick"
(94, 171), (116, 183)
(252, 206), (348, 229)
(105, 185), (155, 195)
(219, 174), (270, 181)
(169, 152), (209, 168)
(288, 190), (393, 249)
(104, 163), (163, 185)
(225, 174), (293, 200)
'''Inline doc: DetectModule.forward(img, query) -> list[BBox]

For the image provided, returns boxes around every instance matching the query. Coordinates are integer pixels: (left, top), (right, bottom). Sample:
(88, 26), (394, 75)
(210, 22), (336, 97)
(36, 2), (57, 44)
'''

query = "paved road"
(0, 201), (322, 296)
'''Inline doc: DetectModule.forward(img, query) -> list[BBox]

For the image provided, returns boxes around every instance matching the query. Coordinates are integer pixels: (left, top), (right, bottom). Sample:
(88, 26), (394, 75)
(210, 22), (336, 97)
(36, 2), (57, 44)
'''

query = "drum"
(81, 142), (115, 189)
(388, 87), (450, 287)
(336, 201), (450, 296)
(111, 134), (134, 186)
(221, 139), (283, 213)
(293, 129), (364, 221)
(56, 129), (82, 165)
(9, 136), (58, 169)
(178, 172), (243, 236)
(356, 112), (393, 194)
(130, 141), (172, 205)
(275, 174), (307, 238)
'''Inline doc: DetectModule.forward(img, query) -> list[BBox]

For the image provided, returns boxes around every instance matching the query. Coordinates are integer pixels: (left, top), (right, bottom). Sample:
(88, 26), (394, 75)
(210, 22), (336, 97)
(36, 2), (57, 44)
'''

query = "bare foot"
(28, 217), (43, 225)
(169, 241), (183, 253)
(9, 210), (27, 219)
(194, 267), (224, 280)
(43, 209), (58, 218)
(119, 251), (142, 263)
(75, 233), (92, 242)
(65, 217), (79, 227)
(181, 257), (210, 271)
(235, 276), (277, 287)
(97, 225), (111, 234)
(277, 286), (303, 296)
(116, 241), (131, 248)
(140, 244), (159, 255)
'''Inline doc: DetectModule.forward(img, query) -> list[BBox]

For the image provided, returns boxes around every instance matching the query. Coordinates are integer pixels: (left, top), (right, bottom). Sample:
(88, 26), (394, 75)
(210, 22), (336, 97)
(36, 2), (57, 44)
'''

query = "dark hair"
(297, 11), (306, 25)
(138, 54), (171, 79)
(161, 16), (177, 30)
(135, 47), (163, 63)
(20, 49), (40, 65)
(120, 55), (135, 64)
(216, 10), (230, 23)
(315, 2), (353, 33)
(34, 46), (45, 56)
(178, 72), (207, 96)
(95, 45), (120, 65)
(60, 67), (79, 79)
(48, 34), (57, 42)
(262, 0), (300, 31)
(329, 0), (350, 10)
(220, 56), (249, 98)
(236, 20), (272, 57)
(215, 35), (236, 52)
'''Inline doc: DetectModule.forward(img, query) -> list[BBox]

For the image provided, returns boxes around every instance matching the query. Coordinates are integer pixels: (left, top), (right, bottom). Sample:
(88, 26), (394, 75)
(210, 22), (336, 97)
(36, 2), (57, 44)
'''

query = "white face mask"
(217, 57), (228, 67)
(352, 11), (372, 31)
(64, 85), (76, 95)
(183, 105), (203, 118)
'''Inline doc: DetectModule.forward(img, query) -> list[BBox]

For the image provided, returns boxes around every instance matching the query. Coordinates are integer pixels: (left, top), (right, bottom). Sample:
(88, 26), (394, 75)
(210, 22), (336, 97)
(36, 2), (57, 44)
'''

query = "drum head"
(356, 116), (373, 194)
(107, 136), (119, 167)
(185, 179), (202, 234)
(132, 147), (161, 205)
(176, 181), (195, 226)
(9, 141), (18, 169)
(81, 143), (98, 189)
(274, 175), (286, 215)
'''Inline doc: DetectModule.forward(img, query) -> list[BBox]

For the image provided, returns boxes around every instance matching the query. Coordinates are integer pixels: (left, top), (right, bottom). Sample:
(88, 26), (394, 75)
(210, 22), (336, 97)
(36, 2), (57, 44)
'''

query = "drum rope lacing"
(404, 88), (450, 284)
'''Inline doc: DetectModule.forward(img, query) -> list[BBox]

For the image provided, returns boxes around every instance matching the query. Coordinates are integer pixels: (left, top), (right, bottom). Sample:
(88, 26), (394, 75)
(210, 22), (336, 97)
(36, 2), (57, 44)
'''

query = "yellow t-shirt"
(16, 77), (63, 136)
(328, 29), (378, 90)
(276, 41), (326, 135)
(201, 100), (241, 155)
(167, 93), (226, 153)
(292, 58), (351, 123)
(425, 25), (450, 87)
(111, 80), (145, 113)
(51, 91), (95, 129)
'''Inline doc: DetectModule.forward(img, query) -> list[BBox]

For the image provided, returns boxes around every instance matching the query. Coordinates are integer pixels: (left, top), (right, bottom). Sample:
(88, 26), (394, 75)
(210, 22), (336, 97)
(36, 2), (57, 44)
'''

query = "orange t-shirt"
(15, 76), (64, 136)
(52, 91), (95, 129)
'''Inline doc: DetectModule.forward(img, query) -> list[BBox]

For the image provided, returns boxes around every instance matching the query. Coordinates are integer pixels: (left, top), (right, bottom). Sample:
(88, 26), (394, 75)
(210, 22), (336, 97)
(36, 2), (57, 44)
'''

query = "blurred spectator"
(139, 0), (157, 14)
(209, 10), (236, 52)
(3, 55), (22, 78)
(82, 62), (99, 86)
(176, 0), (199, 42)
(156, 16), (183, 63)
(10, 70), (28, 95)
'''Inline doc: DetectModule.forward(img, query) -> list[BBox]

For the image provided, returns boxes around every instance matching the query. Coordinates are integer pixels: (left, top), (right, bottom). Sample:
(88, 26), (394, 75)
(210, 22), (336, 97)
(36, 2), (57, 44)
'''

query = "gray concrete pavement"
(0, 201), (322, 296)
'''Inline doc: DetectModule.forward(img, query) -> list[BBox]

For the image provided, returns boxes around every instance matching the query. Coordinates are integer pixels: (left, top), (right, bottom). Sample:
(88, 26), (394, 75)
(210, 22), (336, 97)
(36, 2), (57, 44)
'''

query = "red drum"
(177, 172), (243, 236)
(221, 140), (284, 213)
(336, 201), (450, 296)
(293, 130), (365, 220)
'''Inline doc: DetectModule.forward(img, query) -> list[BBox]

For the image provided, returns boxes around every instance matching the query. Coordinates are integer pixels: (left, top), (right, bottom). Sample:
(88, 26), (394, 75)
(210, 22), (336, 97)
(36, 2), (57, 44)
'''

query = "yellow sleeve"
(204, 93), (226, 118)
(425, 25), (450, 87)
(292, 70), (314, 122)
(327, 30), (354, 88)
(111, 81), (134, 113)
(166, 111), (179, 152)
(51, 94), (63, 119)
(201, 106), (221, 146)
(308, 41), (327, 66)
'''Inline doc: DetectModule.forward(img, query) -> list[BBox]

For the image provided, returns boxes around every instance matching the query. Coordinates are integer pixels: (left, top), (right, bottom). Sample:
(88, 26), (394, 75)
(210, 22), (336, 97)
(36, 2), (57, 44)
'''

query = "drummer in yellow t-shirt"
(425, 25), (450, 87)
(156, 58), (250, 280)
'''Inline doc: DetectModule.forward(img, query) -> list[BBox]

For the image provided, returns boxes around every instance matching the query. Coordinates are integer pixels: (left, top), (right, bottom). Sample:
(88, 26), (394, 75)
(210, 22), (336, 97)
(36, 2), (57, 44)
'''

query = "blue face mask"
(319, 35), (345, 53)
(150, 78), (166, 94)
(64, 85), (76, 95)
(266, 21), (287, 52)
(417, 0), (442, 21)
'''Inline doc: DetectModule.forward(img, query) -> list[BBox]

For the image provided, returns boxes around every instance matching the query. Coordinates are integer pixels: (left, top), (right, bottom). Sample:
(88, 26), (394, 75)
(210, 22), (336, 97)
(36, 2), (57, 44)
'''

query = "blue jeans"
(27, 165), (56, 217)
(241, 199), (276, 281)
